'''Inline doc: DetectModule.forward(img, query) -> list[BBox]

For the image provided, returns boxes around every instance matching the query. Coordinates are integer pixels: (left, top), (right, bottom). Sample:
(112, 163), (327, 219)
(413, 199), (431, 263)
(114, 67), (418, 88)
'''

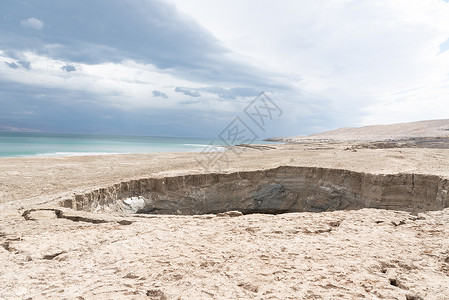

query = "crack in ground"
(21, 208), (133, 225)
(43, 250), (67, 260)
(1, 241), (11, 252)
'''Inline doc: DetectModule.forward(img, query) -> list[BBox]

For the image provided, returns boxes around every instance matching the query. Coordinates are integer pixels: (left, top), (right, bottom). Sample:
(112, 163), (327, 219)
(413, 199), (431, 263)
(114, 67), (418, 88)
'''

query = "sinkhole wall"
(60, 166), (449, 215)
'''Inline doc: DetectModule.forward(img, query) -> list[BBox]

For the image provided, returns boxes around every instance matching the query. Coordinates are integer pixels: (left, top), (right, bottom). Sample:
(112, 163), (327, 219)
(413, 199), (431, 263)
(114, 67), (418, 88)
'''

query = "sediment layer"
(61, 166), (449, 215)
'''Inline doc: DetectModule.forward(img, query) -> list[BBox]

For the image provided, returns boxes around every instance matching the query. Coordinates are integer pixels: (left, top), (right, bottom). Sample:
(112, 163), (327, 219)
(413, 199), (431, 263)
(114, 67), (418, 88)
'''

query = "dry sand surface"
(1, 130), (449, 299)
(2, 143), (449, 204)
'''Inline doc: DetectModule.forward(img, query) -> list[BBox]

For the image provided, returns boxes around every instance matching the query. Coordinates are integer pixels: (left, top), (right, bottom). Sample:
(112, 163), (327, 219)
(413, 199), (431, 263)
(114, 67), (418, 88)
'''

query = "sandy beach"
(1, 136), (449, 299)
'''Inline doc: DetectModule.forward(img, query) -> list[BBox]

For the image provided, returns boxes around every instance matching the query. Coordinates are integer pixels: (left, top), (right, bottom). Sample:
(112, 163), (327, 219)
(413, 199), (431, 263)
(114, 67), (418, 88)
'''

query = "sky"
(1, 0), (449, 138)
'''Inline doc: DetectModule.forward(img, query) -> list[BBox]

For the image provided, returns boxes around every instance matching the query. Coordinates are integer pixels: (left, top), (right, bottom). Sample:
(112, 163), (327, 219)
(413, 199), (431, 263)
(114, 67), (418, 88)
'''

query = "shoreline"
(1, 141), (449, 298)
(0, 131), (278, 158)
(2, 142), (449, 204)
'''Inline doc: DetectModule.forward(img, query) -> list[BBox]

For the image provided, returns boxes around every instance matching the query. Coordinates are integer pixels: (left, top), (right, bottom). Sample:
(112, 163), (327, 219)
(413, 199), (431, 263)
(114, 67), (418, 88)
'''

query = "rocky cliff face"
(60, 166), (449, 215)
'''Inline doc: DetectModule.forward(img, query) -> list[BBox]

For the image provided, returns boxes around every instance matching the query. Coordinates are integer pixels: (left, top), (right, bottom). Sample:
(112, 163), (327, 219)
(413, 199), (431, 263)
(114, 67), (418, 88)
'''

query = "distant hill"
(268, 119), (449, 142)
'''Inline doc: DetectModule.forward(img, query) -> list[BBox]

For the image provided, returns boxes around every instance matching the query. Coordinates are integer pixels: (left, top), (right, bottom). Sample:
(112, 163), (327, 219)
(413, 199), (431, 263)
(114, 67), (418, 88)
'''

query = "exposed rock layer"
(62, 166), (449, 215)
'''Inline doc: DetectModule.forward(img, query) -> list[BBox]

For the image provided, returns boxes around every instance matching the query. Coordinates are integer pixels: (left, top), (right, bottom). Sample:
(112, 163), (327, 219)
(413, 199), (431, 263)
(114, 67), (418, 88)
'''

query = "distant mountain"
(267, 119), (449, 142)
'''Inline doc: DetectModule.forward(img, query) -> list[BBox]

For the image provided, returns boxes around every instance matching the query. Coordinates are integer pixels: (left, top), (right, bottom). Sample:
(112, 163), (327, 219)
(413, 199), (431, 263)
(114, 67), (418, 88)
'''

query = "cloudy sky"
(1, 0), (449, 137)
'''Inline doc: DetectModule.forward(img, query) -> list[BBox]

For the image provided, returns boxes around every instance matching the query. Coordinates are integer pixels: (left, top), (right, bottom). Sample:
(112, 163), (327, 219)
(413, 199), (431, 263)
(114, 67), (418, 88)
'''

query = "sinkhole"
(60, 166), (449, 215)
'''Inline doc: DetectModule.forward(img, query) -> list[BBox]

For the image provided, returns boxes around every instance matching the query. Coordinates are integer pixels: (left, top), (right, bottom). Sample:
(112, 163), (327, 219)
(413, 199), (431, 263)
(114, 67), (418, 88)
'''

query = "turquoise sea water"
(0, 132), (272, 158)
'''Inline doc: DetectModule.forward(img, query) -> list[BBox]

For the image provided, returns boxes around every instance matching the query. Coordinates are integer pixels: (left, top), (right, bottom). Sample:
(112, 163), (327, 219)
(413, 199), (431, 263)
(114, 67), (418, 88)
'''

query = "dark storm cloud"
(0, 0), (282, 89)
(174, 87), (201, 97)
(0, 81), (243, 137)
(199, 86), (260, 99)
(18, 61), (31, 70)
(172, 86), (260, 100)
(152, 90), (168, 98)
(4, 60), (31, 70)
(5, 62), (19, 69)
(61, 64), (76, 72)
(0, 0), (296, 137)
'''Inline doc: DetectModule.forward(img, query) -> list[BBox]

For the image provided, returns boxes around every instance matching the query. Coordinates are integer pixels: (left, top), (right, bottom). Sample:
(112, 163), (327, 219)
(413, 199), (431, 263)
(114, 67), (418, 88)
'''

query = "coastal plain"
(1, 136), (449, 299)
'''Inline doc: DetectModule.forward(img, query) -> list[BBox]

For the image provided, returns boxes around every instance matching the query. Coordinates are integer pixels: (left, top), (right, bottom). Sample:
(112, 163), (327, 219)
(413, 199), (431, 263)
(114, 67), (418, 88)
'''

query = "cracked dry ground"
(1, 208), (449, 299)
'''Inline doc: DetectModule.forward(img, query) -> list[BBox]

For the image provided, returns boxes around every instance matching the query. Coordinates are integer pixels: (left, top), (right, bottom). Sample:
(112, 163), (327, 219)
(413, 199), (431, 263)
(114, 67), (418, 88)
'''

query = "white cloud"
(3, 1), (449, 136)
(0, 50), (251, 113)
(20, 17), (44, 30)
(360, 73), (449, 125)
(171, 0), (449, 127)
